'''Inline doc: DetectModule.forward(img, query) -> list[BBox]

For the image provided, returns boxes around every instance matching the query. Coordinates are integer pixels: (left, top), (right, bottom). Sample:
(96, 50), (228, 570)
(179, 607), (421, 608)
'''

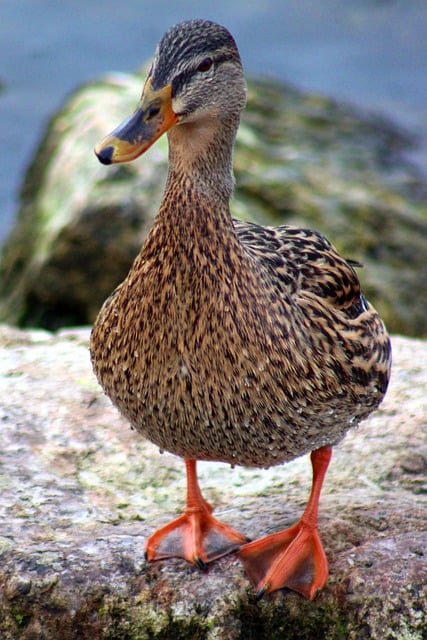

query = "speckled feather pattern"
(91, 19), (391, 470)
(90, 172), (391, 468)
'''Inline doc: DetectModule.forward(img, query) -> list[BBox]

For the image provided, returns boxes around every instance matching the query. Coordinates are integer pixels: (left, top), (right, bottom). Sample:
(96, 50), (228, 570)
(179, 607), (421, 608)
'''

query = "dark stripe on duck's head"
(149, 19), (241, 90)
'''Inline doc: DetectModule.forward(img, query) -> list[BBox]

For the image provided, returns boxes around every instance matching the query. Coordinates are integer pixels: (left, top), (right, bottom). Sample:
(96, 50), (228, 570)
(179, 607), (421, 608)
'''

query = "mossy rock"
(0, 73), (426, 334)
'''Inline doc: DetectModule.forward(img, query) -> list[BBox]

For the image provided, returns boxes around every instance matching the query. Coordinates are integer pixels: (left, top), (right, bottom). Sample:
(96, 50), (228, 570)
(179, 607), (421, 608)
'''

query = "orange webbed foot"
(239, 520), (328, 599)
(145, 459), (247, 568)
(239, 446), (333, 599)
(145, 498), (247, 568)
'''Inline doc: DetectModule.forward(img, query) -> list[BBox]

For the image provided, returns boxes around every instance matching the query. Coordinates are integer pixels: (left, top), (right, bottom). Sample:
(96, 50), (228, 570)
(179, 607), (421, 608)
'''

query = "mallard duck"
(91, 19), (391, 599)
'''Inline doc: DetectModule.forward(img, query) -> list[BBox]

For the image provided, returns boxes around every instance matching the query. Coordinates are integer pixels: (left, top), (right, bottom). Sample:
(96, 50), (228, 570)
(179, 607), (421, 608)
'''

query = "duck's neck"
(140, 115), (244, 281)
(165, 115), (239, 204)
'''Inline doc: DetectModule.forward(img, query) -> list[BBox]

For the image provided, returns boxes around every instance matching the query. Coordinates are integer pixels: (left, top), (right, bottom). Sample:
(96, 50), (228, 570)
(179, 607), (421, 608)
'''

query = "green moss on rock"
(0, 73), (426, 334)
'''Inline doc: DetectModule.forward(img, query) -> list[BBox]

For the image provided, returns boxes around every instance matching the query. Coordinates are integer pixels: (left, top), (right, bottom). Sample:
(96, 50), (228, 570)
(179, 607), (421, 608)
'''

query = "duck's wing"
(234, 219), (367, 317)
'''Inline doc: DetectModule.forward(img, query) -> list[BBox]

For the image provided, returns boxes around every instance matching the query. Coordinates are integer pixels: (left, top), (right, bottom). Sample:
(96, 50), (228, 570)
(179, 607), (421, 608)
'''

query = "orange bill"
(95, 79), (178, 165)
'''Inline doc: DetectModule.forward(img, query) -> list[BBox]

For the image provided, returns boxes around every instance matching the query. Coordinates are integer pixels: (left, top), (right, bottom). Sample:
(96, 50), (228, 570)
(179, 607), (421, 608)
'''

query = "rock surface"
(0, 74), (426, 335)
(0, 325), (426, 639)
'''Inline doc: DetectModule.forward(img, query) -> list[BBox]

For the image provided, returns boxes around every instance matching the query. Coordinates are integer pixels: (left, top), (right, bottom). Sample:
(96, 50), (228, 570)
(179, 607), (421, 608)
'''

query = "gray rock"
(0, 324), (426, 639)
(0, 74), (426, 335)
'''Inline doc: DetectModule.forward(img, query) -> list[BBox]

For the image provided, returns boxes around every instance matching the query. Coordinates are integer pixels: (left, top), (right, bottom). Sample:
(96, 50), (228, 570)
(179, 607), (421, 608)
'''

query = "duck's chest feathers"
(92, 197), (260, 401)
(116, 213), (263, 390)
(90, 190), (389, 467)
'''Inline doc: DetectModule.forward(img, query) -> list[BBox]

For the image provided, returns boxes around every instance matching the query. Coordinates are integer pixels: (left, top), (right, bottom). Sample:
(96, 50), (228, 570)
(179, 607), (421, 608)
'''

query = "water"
(1, 0), (426, 242)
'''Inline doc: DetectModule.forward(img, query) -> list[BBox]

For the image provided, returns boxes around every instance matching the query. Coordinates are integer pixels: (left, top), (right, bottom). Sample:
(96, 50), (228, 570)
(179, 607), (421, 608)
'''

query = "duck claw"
(239, 520), (328, 599)
(145, 508), (247, 567)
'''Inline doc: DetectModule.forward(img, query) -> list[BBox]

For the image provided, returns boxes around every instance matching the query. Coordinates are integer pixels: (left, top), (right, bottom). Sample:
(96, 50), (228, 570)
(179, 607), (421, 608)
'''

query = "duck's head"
(95, 19), (246, 165)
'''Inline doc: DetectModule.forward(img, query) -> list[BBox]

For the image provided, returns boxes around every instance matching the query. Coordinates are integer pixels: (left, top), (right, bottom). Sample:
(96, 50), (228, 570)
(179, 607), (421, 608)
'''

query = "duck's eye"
(197, 57), (213, 73)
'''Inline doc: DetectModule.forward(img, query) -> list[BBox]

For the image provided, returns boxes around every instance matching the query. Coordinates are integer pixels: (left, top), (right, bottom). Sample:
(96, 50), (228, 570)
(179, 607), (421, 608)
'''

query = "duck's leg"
(239, 446), (332, 599)
(145, 459), (248, 568)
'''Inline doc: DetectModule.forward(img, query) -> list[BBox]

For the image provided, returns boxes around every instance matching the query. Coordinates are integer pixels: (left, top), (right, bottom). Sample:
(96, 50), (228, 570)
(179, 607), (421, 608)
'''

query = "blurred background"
(1, 0), (426, 244)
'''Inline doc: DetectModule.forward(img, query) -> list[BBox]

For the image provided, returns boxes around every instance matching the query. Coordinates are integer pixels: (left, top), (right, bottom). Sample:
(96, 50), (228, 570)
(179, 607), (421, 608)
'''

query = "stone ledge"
(0, 326), (426, 639)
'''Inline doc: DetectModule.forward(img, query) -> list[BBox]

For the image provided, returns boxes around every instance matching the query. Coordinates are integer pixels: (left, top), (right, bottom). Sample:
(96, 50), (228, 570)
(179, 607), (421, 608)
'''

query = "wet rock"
(0, 74), (426, 334)
(0, 325), (426, 639)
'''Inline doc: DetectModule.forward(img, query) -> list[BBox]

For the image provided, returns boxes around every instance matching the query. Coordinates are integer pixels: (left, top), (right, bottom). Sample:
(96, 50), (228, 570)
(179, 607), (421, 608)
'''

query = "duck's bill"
(94, 80), (177, 165)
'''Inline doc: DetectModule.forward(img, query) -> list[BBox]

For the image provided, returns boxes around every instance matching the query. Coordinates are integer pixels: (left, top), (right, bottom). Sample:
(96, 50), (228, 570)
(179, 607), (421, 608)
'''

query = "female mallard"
(91, 19), (391, 599)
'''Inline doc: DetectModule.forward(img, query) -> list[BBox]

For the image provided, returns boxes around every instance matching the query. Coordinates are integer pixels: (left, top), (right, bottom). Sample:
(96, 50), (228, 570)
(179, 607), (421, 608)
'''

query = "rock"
(0, 74), (426, 335)
(0, 325), (425, 639)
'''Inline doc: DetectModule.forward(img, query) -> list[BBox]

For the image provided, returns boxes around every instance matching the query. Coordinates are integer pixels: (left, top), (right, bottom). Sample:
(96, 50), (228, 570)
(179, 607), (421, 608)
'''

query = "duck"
(91, 18), (391, 599)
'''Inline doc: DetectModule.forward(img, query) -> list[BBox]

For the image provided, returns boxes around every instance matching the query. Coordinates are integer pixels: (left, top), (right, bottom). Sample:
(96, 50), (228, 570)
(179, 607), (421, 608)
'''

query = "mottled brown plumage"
(91, 19), (391, 598)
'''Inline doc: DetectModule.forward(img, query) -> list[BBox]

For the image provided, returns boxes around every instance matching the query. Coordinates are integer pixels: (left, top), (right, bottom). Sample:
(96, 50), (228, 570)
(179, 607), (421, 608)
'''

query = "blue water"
(1, 0), (426, 242)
